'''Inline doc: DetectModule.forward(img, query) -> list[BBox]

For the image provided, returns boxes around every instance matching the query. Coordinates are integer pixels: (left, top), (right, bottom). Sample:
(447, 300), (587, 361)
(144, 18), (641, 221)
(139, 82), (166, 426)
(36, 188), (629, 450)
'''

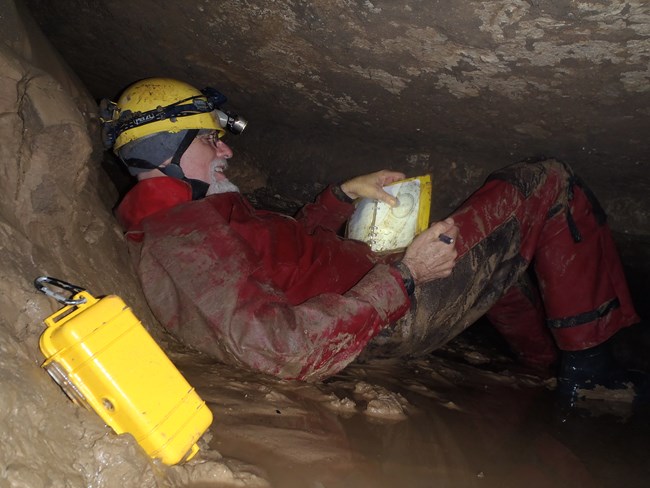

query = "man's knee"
(486, 158), (571, 198)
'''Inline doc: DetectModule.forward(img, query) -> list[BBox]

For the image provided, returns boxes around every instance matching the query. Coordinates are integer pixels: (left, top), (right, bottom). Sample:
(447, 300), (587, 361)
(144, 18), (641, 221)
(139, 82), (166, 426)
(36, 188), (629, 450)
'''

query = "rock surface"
(0, 2), (268, 486)
(22, 0), (650, 233)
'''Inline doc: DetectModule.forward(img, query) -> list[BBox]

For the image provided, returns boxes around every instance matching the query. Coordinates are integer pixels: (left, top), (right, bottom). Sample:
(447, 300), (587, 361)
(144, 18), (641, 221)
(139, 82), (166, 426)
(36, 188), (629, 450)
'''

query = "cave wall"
(23, 0), (650, 234)
(0, 1), (214, 485)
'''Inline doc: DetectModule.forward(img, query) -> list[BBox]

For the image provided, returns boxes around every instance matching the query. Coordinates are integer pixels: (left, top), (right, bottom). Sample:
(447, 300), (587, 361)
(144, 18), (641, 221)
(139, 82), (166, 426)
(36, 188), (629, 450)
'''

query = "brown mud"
(173, 328), (650, 488)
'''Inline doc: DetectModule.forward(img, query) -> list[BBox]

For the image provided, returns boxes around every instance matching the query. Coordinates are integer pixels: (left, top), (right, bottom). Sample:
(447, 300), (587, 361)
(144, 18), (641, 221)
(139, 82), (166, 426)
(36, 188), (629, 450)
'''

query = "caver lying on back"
(101, 77), (643, 409)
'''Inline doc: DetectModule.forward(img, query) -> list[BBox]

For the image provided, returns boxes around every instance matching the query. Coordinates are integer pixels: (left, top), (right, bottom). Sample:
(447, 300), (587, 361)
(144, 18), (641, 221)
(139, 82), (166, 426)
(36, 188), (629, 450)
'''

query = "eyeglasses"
(196, 130), (221, 149)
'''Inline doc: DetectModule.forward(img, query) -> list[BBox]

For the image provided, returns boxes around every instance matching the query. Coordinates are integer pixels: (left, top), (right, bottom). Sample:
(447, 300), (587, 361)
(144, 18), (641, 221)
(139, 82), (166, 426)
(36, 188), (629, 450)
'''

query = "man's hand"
(402, 218), (459, 284)
(340, 169), (406, 206)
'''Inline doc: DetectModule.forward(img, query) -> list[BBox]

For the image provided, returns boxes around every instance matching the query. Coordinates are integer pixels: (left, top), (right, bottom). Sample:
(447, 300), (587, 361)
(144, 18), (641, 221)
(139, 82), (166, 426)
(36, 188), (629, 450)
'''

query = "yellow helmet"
(100, 77), (246, 153)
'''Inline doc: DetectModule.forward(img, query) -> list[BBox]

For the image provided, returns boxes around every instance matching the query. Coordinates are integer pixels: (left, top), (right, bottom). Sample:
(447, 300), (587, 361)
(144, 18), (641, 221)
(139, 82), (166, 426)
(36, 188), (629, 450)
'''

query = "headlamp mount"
(100, 87), (247, 149)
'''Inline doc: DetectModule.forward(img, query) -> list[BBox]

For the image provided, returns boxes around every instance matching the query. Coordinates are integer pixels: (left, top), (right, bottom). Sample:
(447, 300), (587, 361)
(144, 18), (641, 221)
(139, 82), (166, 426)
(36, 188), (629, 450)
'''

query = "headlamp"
(99, 87), (247, 149)
(216, 110), (247, 135)
(200, 87), (247, 135)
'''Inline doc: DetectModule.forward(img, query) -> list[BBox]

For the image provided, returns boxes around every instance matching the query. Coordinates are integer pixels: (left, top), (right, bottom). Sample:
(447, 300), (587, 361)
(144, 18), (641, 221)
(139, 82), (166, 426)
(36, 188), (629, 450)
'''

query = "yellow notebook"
(346, 175), (432, 253)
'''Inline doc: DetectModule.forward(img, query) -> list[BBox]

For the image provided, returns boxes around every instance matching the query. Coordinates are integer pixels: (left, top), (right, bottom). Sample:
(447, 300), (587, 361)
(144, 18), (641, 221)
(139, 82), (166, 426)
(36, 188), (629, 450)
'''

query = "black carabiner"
(34, 276), (88, 306)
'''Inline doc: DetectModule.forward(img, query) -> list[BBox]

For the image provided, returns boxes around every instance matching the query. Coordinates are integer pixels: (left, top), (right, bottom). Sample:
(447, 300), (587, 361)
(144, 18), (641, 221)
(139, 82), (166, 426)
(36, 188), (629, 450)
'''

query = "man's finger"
(381, 193), (398, 207)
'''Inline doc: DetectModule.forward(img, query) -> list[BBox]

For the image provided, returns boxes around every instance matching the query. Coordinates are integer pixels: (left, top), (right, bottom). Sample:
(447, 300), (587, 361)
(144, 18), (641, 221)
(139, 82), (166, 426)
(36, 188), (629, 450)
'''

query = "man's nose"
(215, 140), (233, 159)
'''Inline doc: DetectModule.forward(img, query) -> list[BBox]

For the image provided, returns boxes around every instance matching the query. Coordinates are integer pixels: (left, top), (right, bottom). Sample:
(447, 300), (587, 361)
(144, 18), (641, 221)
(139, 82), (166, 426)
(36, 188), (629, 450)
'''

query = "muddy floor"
(169, 323), (650, 488)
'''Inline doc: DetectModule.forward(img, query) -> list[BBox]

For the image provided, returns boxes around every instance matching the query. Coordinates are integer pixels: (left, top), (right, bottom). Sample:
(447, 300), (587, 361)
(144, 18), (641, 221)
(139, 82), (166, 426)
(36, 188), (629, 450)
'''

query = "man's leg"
(452, 158), (638, 345)
(452, 158), (641, 406)
(364, 213), (529, 358)
(486, 273), (559, 372)
(368, 159), (639, 372)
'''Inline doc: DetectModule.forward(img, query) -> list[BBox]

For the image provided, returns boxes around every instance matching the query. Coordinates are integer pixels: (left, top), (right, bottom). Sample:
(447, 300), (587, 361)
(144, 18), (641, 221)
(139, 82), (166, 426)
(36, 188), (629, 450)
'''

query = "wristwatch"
(393, 261), (415, 296)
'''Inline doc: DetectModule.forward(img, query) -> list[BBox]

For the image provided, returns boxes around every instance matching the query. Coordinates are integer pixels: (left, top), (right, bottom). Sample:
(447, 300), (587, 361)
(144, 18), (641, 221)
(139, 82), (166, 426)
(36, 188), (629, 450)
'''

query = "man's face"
(179, 131), (234, 185)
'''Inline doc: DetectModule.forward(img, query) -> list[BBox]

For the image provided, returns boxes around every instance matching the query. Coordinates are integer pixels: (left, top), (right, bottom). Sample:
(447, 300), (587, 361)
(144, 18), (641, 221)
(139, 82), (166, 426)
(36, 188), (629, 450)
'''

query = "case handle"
(34, 276), (88, 306)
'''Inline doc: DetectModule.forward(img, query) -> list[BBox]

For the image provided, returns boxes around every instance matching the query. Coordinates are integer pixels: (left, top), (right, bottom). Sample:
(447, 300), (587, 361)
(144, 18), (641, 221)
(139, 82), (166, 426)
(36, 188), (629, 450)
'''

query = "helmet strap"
(122, 129), (210, 200)
(162, 129), (209, 200)
(164, 129), (199, 177)
(187, 178), (210, 200)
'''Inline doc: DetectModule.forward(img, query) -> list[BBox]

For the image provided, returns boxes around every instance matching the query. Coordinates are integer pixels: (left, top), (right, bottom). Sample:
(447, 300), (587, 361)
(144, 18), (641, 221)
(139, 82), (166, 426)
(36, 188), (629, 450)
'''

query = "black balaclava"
(118, 130), (209, 199)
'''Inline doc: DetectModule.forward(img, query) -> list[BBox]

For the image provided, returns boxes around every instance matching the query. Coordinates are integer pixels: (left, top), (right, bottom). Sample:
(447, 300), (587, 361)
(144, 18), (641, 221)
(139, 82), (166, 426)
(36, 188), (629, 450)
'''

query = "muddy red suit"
(116, 159), (639, 380)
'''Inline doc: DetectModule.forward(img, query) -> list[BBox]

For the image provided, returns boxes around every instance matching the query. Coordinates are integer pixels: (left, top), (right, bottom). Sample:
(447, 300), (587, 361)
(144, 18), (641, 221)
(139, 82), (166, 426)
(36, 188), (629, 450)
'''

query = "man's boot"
(556, 340), (646, 411)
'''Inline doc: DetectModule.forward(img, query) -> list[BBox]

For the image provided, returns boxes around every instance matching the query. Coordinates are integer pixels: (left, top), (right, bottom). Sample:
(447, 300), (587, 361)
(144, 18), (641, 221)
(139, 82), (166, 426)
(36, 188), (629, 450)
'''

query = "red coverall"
(116, 159), (639, 380)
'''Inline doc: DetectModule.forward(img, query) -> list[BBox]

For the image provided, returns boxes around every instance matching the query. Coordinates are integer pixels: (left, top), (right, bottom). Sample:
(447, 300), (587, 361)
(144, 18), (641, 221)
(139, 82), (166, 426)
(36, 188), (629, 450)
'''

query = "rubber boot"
(556, 340), (646, 411)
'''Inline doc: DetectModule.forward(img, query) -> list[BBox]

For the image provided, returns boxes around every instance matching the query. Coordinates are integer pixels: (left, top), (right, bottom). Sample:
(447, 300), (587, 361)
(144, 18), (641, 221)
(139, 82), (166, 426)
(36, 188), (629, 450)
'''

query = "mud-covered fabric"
(116, 178), (411, 381)
(364, 159), (639, 359)
(116, 160), (639, 379)
(486, 274), (559, 370)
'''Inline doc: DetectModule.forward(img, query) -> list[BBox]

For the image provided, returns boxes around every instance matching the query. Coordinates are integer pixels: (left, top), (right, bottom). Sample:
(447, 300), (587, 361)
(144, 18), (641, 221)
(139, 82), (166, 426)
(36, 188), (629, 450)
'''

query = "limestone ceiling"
(24, 0), (650, 230)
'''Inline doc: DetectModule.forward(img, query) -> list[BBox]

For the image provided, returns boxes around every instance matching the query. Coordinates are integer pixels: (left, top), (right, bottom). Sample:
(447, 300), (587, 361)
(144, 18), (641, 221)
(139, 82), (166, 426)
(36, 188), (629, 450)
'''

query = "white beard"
(207, 179), (240, 195)
(206, 159), (240, 195)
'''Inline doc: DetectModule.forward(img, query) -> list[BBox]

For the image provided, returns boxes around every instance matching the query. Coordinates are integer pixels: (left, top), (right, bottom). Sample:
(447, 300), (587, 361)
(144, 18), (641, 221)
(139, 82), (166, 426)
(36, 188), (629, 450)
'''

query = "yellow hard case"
(39, 291), (213, 465)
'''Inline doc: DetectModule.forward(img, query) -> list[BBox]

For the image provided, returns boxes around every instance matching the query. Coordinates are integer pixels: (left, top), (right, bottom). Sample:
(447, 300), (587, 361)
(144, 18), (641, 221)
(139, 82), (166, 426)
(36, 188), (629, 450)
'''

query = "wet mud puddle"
(175, 339), (650, 488)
